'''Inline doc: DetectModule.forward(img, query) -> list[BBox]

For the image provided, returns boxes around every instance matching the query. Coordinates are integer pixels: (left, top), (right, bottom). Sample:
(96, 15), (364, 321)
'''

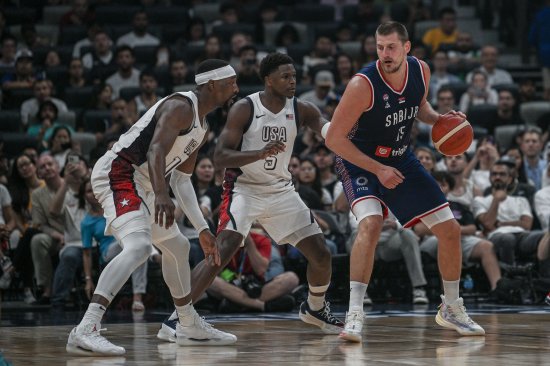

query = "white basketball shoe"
(176, 310), (237, 346)
(339, 309), (365, 343)
(66, 322), (125, 356)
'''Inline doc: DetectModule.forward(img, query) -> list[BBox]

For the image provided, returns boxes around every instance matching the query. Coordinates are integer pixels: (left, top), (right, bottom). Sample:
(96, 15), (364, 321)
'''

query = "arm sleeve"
(169, 169), (209, 233)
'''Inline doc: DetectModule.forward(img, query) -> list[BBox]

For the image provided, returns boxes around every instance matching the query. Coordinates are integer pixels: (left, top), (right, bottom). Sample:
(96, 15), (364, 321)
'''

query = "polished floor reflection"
(1, 309), (549, 365)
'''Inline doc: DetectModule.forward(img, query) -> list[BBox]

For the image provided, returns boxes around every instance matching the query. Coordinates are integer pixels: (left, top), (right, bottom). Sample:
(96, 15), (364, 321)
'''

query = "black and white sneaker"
(157, 313), (178, 343)
(299, 300), (344, 334)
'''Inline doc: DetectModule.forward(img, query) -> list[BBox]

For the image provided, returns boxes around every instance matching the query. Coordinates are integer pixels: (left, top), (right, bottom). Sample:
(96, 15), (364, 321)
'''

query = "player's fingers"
(214, 248), (221, 266)
(394, 169), (405, 180)
(158, 207), (164, 227)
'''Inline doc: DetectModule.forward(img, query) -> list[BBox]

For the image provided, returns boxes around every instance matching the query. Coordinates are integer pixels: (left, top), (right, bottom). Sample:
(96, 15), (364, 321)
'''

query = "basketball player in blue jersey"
(325, 22), (485, 342)
(66, 59), (239, 356)
(156, 53), (343, 338)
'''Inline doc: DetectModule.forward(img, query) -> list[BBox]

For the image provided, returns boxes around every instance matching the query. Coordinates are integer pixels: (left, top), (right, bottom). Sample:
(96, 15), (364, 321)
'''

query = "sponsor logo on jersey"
(383, 94), (389, 101)
(355, 176), (368, 186)
(391, 144), (408, 157)
(398, 96), (406, 104)
(286, 113), (294, 120)
(183, 138), (199, 156)
(375, 146), (392, 158)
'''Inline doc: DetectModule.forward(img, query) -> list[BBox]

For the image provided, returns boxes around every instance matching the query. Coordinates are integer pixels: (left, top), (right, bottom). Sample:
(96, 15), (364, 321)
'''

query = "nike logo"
(256, 114), (265, 118)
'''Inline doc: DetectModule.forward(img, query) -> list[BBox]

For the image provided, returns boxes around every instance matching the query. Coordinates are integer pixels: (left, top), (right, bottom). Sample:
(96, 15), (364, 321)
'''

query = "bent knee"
(280, 271), (300, 288)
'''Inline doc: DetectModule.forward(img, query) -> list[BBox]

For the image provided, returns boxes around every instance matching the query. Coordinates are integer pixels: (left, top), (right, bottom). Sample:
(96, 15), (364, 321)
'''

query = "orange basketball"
(431, 115), (473, 156)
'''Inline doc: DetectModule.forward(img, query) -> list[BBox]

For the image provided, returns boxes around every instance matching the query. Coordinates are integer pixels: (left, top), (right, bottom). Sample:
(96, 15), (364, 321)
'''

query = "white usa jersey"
(110, 91), (207, 191)
(224, 92), (298, 193)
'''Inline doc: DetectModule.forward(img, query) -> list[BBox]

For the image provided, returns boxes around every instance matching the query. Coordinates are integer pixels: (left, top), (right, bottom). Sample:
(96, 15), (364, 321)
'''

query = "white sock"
(175, 303), (195, 326)
(78, 303), (106, 331)
(307, 284), (329, 311)
(442, 280), (460, 305)
(349, 281), (368, 312)
(168, 309), (178, 321)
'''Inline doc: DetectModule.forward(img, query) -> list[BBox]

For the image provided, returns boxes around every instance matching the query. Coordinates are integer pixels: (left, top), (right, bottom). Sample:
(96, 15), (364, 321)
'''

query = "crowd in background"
(0, 0), (550, 311)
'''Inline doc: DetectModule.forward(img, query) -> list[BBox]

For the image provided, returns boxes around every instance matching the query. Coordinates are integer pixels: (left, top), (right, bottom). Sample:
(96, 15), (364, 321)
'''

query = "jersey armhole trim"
(242, 96), (254, 134)
(413, 56), (429, 103)
(354, 73), (375, 112)
(293, 97), (300, 129)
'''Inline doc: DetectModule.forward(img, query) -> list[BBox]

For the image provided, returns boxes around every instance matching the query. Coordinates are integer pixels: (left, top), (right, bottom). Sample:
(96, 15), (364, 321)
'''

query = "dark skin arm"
(214, 98), (286, 169)
(297, 99), (329, 136)
(147, 96), (194, 229)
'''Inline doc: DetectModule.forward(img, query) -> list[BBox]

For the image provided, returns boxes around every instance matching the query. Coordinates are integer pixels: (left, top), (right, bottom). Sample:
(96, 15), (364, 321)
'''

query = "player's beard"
(384, 58), (404, 74)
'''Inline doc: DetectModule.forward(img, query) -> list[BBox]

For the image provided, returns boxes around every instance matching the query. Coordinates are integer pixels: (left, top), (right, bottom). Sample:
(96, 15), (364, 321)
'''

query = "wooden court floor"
(1, 312), (549, 365)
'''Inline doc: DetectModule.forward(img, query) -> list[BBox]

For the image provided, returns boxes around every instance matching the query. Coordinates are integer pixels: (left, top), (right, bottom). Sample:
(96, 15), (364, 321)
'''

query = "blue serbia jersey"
(349, 56), (426, 163)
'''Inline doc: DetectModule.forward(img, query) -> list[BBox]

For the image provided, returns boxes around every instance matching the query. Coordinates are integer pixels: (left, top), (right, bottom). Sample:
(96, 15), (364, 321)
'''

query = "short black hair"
(259, 52), (294, 79)
(432, 171), (456, 190)
(115, 45), (134, 58)
(238, 44), (257, 57)
(139, 69), (156, 81)
(439, 7), (456, 19)
(196, 59), (230, 74)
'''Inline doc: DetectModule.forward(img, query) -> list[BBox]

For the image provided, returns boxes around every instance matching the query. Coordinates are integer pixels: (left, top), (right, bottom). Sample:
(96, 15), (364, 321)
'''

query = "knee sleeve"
(154, 233), (191, 299)
(94, 230), (152, 302)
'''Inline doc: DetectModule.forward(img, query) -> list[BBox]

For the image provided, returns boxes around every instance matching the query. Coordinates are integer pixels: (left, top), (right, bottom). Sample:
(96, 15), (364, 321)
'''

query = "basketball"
(431, 114), (474, 156)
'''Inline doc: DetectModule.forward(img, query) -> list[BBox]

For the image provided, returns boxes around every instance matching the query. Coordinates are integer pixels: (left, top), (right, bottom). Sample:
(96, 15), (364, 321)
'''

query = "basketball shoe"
(545, 292), (550, 306)
(299, 300), (344, 334)
(435, 295), (485, 336)
(176, 310), (237, 346)
(339, 309), (364, 343)
(66, 322), (125, 356)
(157, 313), (178, 343)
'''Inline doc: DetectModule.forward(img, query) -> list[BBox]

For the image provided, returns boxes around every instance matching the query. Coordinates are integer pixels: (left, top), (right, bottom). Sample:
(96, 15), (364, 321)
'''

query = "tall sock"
(175, 302), (195, 326)
(442, 280), (460, 305)
(78, 303), (107, 331)
(349, 281), (368, 312)
(307, 284), (329, 311)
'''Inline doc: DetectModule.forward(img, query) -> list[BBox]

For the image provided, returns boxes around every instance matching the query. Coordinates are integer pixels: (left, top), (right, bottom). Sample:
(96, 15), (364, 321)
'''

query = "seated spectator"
(347, 211), (429, 305)
(27, 101), (74, 149)
(445, 153), (482, 209)
(483, 89), (525, 135)
(20, 23), (51, 49)
(274, 23), (301, 53)
(116, 10), (160, 49)
(420, 172), (502, 292)
(209, 231), (299, 313)
(212, 1), (240, 28)
(59, 0), (95, 30)
(298, 157), (332, 211)
(473, 161), (549, 275)
(0, 178), (15, 288)
(49, 154), (89, 308)
(44, 50), (61, 69)
(181, 17), (206, 47)
(429, 51), (461, 105)
(46, 126), (79, 169)
(422, 86), (457, 147)
(486, 155), (537, 209)
(466, 46), (513, 87)
(299, 70), (337, 111)
(236, 45), (262, 85)
(0, 34), (17, 67)
(82, 30), (116, 83)
(81, 178), (148, 311)
(312, 144), (339, 204)
(229, 31), (252, 70)
(106, 46), (140, 99)
(302, 35), (335, 84)
(504, 147), (530, 185)
(447, 31), (480, 70)
(535, 163), (550, 230)
(21, 79), (68, 127)
(128, 70), (161, 121)
(518, 78), (540, 104)
(89, 83), (112, 111)
(414, 146), (437, 173)
(30, 154), (66, 305)
(166, 58), (192, 93)
(102, 98), (133, 142)
(464, 136), (500, 191)
(422, 7), (458, 54)
(355, 35), (377, 69)
(333, 52), (355, 87)
(459, 70), (498, 113)
(1, 49), (36, 92)
(194, 34), (225, 68)
(72, 23), (100, 58)
(67, 58), (88, 89)
(520, 128), (547, 190)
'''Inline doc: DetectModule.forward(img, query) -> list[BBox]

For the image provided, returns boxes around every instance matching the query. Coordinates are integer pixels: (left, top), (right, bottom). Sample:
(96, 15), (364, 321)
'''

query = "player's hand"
(154, 192), (175, 229)
(258, 140), (286, 160)
(375, 165), (404, 189)
(442, 109), (467, 120)
(199, 229), (220, 266)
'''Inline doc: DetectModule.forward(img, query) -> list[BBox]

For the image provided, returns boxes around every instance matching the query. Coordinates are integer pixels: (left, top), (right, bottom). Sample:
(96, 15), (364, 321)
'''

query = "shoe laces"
(346, 310), (364, 323)
(88, 327), (118, 348)
(446, 301), (476, 326)
(196, 315), (226, 336)
(320, 302), (339, 324)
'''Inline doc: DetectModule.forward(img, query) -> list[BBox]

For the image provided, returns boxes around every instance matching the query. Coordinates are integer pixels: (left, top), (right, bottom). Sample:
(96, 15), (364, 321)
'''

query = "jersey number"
(395, 126), (406, 142)
(264, 156), (277, 170)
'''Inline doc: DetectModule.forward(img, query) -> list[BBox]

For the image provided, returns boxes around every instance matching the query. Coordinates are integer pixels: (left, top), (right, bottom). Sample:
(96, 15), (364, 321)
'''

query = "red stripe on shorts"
(217, 180), (235, 235)
(108, 156), (142, 217)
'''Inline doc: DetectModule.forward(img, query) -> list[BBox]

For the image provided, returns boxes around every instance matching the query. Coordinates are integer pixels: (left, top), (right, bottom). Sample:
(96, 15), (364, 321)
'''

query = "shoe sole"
(413, 299), (429, 305)
(435, 312), (486, 336)
(66, 343), (125, 356)
(339, 331), (362, 343)
(157, 326), (176, 343)
(176, 337), (237, 346)
(299, 311), (343, 334)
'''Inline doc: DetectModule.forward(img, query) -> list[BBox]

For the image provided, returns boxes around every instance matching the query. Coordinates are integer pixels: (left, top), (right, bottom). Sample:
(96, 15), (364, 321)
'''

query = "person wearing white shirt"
(20, 79), (68, 126)
(116, 10), (160, 49)
(473, 162), (548, 268)
(105, 46), (140, 99)
(465, 45), (513, 86)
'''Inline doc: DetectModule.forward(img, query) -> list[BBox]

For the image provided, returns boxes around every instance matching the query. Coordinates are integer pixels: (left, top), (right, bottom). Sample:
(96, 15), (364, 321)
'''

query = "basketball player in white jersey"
(179, 52), (343, 334)
(66, 59), (239, 356)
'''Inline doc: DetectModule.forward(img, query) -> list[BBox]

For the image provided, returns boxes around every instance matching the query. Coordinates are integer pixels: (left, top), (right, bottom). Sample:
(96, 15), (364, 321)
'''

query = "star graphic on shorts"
(120, 198), (130, 207)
